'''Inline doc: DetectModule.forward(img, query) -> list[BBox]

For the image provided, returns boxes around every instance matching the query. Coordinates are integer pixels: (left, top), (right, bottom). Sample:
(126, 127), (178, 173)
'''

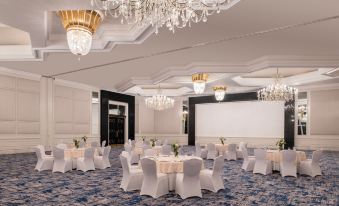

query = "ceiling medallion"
(58, 10), (103, 56)
(213, 85), (227, 101)
(257, 68), (298, 102)
(145, 88), (175, 111)
(192, 73), (208, 94)
(91, 0), (240, 34)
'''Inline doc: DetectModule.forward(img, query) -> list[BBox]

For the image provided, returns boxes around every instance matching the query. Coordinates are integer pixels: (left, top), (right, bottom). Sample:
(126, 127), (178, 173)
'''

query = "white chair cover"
(120, 155), (143, 191)
(299, 150), (322, 177)
(77, 148), (95, 172)
(207, 143), (217, 160)
(175, 158), (203, 199)
(253, 149), (272, 175)
(144, 149), (157, 157)
(155, 140), (162, 146)
(34, 145), (54, 171)
(52, 147), (72, 173)
(91, 141), (100, 148)
(241, 145), (255, 171)
(94, 146), (111, 169)
(225, 144), (237, 161)
(195, 142), (207, 159)
(56, 143), (67, 150)
(163, 139), (168, 145)
(200, 155), (225, 192)
(124, 143), (140, 165)
(140, 158), (169, 198)
(280, 150), (297, 177)
(236, 142), (247, 159)
(101, 140), (106, 147)
(161, 145), (171, 155)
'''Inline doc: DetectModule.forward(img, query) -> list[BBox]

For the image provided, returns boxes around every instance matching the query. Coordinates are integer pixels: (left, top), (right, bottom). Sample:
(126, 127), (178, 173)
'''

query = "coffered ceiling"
(0, 0), (338, 95)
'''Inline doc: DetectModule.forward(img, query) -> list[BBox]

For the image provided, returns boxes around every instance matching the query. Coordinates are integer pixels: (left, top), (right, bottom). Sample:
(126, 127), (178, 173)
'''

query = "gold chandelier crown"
(213, 86), (227, 91)
(192, 73), (209, 82)
(58, 10), (103, 34)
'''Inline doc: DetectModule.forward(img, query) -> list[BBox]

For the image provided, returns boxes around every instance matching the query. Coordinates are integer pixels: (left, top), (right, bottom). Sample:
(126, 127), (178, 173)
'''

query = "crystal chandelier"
(91, 0), (240, 34)
(213, 86), (226, 101)
(192, 73), (208, 94)
(145, 88), (175, 111)
(58, 10), (103, 56)
(257, 69), (298, 102)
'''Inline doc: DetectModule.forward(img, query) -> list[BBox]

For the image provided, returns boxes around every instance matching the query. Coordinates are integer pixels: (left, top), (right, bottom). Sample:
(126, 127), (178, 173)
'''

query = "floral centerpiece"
(150, 138), (157, 147)
(81, 135), (88, 143)
(171, 143), (180, 157)
(276, 138), (286, 150)
(73, 138), (80, 149)
(219, 137), (226, 145)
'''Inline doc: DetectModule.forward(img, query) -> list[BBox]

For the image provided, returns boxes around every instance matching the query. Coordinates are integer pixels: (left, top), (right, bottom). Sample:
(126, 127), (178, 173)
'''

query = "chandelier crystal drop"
(257, 69), (298, 102)
(145, 89), (175, 111)
(192, 73), (208, 94)
(213, 86), (227, 101)
(58, 10), (103, 56)
(91, 0), (240, 34)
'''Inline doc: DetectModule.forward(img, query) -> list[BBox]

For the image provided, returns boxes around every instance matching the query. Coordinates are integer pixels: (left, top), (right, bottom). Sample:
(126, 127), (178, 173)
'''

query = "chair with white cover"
(175, 158), (203, 199)
(200, 156), (225, 193)
(241, 145), (255, 171)
(94, 146), (111, 169)
(299, 150), (322, 177)
(120, 155), (143, 191)
(101, 140), (106, 147)
(225, 144), (237, 161)
(155, 140), (162, 146)
(34, 145), (54, 171)
(207, 143), (217, 160)
(144, 149), (157, 157)
(163, 139), (168, 145)
(144, 140), (150, 146)
(56, 143), (67, 150)
(143, 144), (152, 150)
(161, 145), (171, 155)
(121, 151), (139, 169)
(91, 141), (100, 148)
(52, 147), (72, 173)
(140, 158), (169, 198)
(280, 150), (297, 177)
(236, 142), (247, 159)
(131, 140), (136, 148)
(253, 149), (272, 175)
(77, 148), (95, 172)
(124, 144), (140, 165)
(195, 142), (208, 159)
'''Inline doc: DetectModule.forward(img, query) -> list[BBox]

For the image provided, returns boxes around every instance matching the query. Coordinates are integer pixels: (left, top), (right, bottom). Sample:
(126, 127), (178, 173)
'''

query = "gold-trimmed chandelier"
(257, 68), (298, 102)
(58, 10), (103, 56)
(90, 0), (240, 34)
(192, 73), (208, 94)
(213, 85), (227, 101)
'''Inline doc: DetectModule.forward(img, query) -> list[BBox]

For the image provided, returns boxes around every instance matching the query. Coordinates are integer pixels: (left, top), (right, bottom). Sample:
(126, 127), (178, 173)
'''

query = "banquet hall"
(0, 0), (338, 205)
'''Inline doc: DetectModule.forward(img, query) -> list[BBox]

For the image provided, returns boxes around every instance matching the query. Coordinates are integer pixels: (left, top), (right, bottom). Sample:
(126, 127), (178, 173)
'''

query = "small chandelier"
(58, 10), (103, 56)
(145, 88), (174, 111)
(257, 68), (298, 102)
(213, 86), (227, 101)
(192, 73), (208, 94)
(90, 0), (240, 34)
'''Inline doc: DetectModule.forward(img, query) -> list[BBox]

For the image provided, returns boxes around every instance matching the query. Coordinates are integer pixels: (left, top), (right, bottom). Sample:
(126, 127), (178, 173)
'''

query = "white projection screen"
(196, 101), (284, 138)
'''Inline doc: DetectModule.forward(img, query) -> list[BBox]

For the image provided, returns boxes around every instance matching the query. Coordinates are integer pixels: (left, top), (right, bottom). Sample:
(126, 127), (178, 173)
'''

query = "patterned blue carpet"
(0, 146), (338, 206)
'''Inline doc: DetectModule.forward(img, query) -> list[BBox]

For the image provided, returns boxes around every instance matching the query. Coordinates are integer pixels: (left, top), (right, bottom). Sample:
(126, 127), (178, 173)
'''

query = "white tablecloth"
(215, 144), (228, 156)
(266, 150), (307, 171)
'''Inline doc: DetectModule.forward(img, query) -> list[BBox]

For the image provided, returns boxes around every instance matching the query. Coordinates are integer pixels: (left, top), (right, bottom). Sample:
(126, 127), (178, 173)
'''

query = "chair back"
(281, 150), (296, 165)
(183, 159), (202, 179)
(161, 145), (171, 155)
(101, 140), (106, 147)
(56, 143), (67, 150)
(34, 146), (43, 160)
(207, 143), (216, 152)
(53, 147), (65, 160)
(163, 139), (168, 145)
(212, 156), (224, 177)
(131, 140), (136, 147)
(312, 150), (322, 164)
(124, 144), (132, 153)
(119, 155), (130, 174)
(195, 143), (202, 155)
(254, 149), (267, 161)
(241, 145), (249, 160)
(155, 140), (162, 146)
(91, 141), (99, 148)
(103, 146), (111, 159)
(84, 148), (95, 161)
(144, 149), (156, 157)
(228, 144), (237, 153)
(140, 158), (157, 180)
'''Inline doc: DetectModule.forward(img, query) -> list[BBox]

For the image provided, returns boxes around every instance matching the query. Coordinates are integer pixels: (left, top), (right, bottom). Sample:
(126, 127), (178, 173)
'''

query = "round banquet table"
(215, 144), (228, 156)
(64, 148), (85, 169)
(154, 155), (204, 191)
(266, 150), (307, 171)
(134, 146), (162, 156)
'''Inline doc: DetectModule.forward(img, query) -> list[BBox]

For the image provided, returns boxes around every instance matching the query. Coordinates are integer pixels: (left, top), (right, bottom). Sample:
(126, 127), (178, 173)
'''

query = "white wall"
(0, 68), (100, 154)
